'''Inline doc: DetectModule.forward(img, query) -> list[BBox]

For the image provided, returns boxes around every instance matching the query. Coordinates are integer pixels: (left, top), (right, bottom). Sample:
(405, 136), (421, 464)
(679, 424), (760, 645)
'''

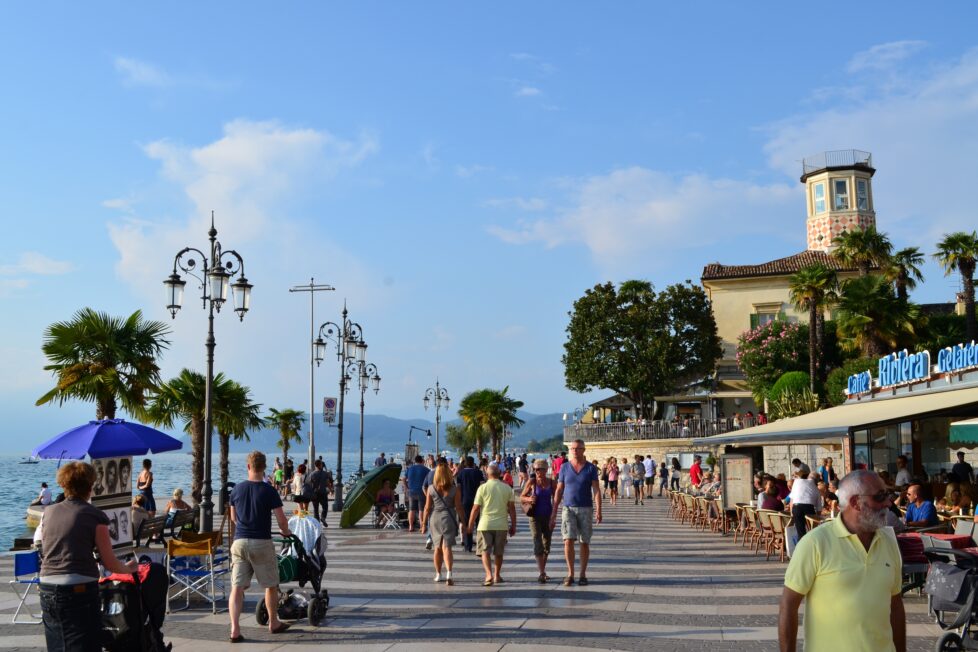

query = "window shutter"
(749, 314), (759, 329)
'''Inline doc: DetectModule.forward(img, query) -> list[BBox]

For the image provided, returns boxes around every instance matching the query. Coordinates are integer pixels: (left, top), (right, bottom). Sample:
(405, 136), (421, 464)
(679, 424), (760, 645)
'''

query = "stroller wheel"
(308, 596), (328, 626)
(936, 632), (964, 652)
(255, 600), (269, 627)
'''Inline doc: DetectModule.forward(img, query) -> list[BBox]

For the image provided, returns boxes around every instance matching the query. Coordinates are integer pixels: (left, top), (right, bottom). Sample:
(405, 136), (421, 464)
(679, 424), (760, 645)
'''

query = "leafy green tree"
(824, 357), (876, 406)
(36, 308), (170, 420)
(458, 387), (525, 457)
(563, 280), (721, 418)
(887, 247), (925, 301)
(266, 408), (305, 466)
(736, 321), (810, 405)
(789, 264), (838, 391)
(917, 314), (967, 354)
(147, 369), (238, 504)
(935, 231), (978, 343)
(835, 275), (917, 357)
(768, 388), (820, 421)
(444, 422), (479, 457)
(215, 381), (264, 495)
(831, 226), (892, 276)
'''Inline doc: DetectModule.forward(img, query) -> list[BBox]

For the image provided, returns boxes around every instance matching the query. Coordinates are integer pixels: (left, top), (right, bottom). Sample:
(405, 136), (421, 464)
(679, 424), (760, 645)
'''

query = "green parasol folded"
(339, 463), (403, 528)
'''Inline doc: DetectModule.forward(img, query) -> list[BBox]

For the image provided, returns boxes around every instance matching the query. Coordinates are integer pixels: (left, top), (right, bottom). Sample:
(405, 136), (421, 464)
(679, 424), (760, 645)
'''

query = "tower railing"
(802, 150), (873, 176)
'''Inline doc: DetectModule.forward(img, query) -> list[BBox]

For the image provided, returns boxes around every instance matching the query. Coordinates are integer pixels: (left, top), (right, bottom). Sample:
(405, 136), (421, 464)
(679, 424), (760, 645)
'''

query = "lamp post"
(423, 380), (450, 457)
(163, 213), (252, 533)
(349, 361), (380, 476)
(313, 303), (364, 511)
(289, 278), (335, 466)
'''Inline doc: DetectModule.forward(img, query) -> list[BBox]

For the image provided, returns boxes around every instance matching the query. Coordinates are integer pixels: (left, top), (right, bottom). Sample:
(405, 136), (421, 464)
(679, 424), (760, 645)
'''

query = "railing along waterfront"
(565, 417), (761, 442)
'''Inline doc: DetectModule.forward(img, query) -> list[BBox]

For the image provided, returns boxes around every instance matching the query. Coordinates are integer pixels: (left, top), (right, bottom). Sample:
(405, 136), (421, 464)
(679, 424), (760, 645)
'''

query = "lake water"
(0, 449), (370, 549)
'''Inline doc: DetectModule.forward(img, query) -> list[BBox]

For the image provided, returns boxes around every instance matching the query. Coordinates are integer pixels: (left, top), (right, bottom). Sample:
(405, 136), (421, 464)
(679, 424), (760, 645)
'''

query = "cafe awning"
(951, 418), (978, 445)
(694, 385), (978, 447)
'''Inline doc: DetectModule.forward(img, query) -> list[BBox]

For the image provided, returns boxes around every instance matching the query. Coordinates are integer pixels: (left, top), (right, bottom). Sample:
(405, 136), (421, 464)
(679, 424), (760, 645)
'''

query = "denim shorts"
(40, 582), (101, 652)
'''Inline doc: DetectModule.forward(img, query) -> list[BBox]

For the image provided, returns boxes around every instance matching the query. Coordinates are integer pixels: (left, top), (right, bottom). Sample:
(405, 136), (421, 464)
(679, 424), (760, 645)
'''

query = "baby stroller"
(924, 546), (978, 651)
(100, 560), (171, 651)
(255, 533), (329, 626)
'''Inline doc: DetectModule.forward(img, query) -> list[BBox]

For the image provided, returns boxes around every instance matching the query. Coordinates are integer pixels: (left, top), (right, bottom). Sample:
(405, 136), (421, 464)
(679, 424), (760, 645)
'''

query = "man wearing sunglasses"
(779, 470), (905, 652)
(902, 483), (938, 528)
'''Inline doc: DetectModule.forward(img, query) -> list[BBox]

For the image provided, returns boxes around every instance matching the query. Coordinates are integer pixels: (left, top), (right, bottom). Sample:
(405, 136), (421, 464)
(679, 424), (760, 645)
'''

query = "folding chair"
(165, 536), (229, 614)
(8, 550), (41, 624)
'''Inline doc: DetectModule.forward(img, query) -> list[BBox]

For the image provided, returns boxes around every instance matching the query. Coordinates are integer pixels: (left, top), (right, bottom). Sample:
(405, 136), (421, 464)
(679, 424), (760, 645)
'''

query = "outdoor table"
(922, 533), (973, 549)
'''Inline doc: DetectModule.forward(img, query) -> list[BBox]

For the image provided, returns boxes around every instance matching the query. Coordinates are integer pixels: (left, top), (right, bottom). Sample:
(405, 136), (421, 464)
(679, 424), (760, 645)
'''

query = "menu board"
(721, 455), (753, 510)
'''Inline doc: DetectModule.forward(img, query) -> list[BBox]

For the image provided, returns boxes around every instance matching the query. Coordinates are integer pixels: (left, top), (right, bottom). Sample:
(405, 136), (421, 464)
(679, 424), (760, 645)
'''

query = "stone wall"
(578, 439), (708, 467)
(759, 443), (843, 479)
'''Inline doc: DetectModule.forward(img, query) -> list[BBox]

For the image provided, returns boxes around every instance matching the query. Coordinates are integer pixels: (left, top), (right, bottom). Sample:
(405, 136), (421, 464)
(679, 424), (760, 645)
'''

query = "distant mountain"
(188, 409), (566, 456)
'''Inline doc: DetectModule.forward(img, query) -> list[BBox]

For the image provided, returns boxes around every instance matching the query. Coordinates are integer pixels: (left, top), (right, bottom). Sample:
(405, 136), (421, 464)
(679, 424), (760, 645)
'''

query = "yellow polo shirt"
(784, 516), (902, 652)
(474, 479), (515, 531)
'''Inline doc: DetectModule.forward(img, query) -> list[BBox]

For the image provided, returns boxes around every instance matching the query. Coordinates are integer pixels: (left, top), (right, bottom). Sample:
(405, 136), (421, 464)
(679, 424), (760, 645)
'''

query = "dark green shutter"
(750, 314), (759, 329)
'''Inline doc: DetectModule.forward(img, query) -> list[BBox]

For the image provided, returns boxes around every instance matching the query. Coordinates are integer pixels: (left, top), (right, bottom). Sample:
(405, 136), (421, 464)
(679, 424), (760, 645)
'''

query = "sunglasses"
(859, 491), (890, 503)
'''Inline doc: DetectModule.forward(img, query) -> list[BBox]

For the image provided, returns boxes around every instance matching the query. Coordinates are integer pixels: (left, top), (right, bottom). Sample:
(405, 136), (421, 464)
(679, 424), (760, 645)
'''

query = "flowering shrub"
(736, 320), (810, 403)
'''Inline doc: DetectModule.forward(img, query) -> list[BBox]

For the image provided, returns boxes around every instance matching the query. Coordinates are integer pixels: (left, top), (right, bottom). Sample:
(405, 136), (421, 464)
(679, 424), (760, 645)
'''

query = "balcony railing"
(564, 417), (762, 443)
(802, 149), (873, 176)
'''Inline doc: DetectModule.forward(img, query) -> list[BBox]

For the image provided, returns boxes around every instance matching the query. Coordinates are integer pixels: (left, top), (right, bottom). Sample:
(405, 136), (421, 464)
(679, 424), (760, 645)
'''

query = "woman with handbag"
(421, 461), (464, 585)
(521, 459), (556, 584)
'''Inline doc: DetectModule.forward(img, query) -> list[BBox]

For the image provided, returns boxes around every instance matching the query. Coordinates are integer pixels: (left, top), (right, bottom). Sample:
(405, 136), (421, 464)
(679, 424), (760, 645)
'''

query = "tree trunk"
(964, 264), (977, 344)
(858, 262), (870, 277)
(475, 436), (483, 460)
(490, 427), (499, 458)
(190, 417), (204, 506)
(96, 396), (117, 421)
(896, 273), (908, 301)
(219, 431), (230, 496)
(809, 302), (817, 394)
(815, 311), (826, 384)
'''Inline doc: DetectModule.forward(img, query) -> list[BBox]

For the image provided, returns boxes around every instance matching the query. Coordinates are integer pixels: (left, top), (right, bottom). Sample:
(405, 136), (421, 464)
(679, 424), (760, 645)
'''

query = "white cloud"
(509, 52), (556, 74)
(455, 163), (492, 178)
(484, 197), (548, 212)
(0, 279), (30, 298)
(492, 325), (526, 340)
(0, 252), (73, 276)
(420, 142), (439, 168)
(114, 56), (171, 87)
(846, 40), (927, 73)
(488, 167), (797, 272)
(102, 197), (134, 212)
(515, 86), (542, 98)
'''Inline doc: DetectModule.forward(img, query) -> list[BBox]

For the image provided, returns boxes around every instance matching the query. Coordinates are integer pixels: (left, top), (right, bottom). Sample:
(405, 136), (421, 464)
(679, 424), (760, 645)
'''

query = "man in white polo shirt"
(643, 455), (656, 500)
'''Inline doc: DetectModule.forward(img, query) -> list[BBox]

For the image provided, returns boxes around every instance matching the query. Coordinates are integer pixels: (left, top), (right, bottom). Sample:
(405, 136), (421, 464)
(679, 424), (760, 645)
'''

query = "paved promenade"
(0, 495), (947, 650)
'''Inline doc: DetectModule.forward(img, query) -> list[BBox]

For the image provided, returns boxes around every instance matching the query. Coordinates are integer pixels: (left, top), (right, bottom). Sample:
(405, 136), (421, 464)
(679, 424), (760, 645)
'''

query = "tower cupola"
(802, 149), (876, 252)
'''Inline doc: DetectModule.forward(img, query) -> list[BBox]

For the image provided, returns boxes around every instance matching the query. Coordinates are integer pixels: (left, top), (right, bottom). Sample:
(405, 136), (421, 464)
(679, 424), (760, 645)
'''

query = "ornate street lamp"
(314, 303), (363, 511)
(163, 213), (251, 532)
(423, 380), (450, 457)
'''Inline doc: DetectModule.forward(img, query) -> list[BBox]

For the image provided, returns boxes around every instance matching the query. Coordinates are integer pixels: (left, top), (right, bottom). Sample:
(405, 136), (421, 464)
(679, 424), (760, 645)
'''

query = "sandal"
(483, 578), (494, 587)
(563, 577), (575, 587)
(229, 635), (245, 643)
(494, 577), (505, 584)
(579, 577), (589, 586)
(270, 622), (291, 634)
(537, 573), (547, 584)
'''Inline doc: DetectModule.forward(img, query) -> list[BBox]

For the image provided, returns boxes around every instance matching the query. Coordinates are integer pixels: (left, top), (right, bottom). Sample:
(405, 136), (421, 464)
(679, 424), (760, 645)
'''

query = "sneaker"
(434, 572), (443, 582)
(446, 571), (454, 586)
(425, 537), (433, 550)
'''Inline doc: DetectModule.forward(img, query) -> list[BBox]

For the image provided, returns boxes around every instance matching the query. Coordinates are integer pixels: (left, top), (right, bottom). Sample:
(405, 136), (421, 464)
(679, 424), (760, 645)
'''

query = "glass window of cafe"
(852, 417), (954, 479)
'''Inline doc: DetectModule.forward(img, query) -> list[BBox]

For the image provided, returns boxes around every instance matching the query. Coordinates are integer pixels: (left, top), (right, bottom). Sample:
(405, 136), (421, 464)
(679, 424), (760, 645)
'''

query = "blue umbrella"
(32, 419), (184, 460)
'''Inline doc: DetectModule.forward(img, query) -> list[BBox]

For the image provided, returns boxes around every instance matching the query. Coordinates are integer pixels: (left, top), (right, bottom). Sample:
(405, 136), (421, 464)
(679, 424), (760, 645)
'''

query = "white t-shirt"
(39, 487), (52, 505)
(895, 468), (912, 486)
(787, 478), (822, 509)
(643, 458), (655, 476)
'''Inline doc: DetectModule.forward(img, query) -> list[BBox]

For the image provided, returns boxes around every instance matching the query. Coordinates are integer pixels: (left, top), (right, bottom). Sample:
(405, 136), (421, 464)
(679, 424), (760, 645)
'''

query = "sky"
(3, 3), (978, 451)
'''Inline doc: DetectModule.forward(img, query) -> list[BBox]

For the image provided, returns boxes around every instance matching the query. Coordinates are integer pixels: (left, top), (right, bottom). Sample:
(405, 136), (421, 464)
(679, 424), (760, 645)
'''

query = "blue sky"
(3, 3), (978, 450)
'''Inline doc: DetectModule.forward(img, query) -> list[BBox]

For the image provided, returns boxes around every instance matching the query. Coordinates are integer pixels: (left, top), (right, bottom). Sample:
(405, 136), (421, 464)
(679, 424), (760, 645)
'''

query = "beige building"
(696, 149), (874, 416)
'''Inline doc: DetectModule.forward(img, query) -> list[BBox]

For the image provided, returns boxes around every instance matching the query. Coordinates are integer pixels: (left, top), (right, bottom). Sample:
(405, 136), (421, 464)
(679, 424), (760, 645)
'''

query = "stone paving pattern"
(0, 493), (948, 650)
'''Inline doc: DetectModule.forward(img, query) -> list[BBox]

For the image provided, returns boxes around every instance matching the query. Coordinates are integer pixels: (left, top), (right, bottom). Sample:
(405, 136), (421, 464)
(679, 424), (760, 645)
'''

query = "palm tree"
(267, 408), (305, 467)
(789, 264), (838, 392)
(147, 369), (236, 504)
(887, 247), (925, 301)
(935, 231), (978, 343)
(458, 387), (525, 457)
(36, 308), (170, 419)
(835, 276), (916, 357)
(831, 226), (892, 276)
(215, 381), (264, 496)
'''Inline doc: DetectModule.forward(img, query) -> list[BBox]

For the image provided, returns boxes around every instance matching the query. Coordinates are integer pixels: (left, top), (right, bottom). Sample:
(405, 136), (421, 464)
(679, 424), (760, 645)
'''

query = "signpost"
(323, 397), (337, 424)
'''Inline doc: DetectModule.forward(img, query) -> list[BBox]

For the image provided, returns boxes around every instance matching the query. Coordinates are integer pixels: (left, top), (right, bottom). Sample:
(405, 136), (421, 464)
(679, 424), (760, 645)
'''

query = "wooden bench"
(133, 509), (198, 547)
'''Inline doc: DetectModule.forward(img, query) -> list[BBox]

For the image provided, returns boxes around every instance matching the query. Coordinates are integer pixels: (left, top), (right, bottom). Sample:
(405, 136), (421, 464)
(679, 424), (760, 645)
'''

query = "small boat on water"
(18, 456), (39, 465)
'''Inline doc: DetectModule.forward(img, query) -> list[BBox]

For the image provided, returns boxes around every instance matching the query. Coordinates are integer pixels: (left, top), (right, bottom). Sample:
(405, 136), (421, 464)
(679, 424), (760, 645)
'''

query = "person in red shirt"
(552, 452), (567, 478)
(689, 455), (704, 488)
